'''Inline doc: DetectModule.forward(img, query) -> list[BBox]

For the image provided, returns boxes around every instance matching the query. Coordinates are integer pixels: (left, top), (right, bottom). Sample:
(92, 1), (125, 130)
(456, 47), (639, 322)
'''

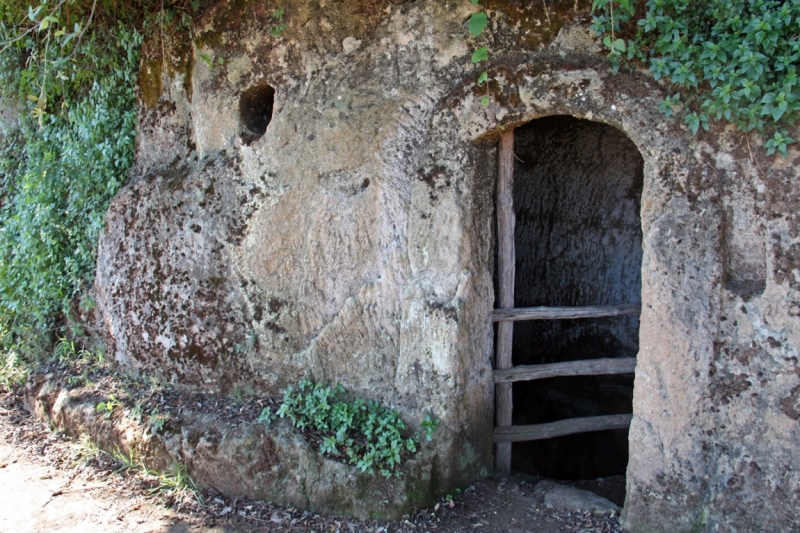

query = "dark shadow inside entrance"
(510, 115), (644, 480)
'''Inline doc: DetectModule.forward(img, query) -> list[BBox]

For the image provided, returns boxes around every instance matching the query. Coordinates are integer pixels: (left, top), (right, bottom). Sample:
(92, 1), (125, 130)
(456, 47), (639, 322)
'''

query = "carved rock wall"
(94, 0), (800, 529)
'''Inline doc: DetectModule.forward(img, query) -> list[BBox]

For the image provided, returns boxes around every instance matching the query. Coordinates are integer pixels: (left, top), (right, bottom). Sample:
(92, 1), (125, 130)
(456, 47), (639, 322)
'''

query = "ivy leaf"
(481, 95), (490, 107)
(471, 47), (489, 63)
(198, 53), (213, 70)
(468, 12), (488, 37)
(477, 71), (489, 84)
(765, 130), (793, 156)
(685, 112), (709, 134)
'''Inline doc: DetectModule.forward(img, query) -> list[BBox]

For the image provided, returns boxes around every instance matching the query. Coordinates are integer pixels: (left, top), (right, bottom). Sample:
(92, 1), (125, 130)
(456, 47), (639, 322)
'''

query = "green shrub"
(276, 380), (425, 477)
(0, 15), (140, 359)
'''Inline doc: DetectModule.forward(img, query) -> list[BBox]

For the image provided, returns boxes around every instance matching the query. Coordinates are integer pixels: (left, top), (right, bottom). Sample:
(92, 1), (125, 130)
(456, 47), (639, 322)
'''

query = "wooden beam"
(494, 129), (515, 473)
(492, 304), (641, 322)
(494, 357), (637, 383)
(493, 414), (633, 443)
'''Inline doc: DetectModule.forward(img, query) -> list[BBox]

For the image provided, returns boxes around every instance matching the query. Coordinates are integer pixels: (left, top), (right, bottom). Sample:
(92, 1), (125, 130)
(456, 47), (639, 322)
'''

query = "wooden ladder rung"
(494, 357), (637, 383)
(493, 414), (633, 443)
(491, 304), (641, 322)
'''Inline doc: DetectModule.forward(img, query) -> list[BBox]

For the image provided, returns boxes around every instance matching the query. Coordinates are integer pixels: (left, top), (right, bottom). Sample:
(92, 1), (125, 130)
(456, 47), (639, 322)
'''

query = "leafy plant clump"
(592, 0), (800, 155)
(0, 0), (216, 370)
(275, 380), (434, 477)
(0, 15), (142, 360)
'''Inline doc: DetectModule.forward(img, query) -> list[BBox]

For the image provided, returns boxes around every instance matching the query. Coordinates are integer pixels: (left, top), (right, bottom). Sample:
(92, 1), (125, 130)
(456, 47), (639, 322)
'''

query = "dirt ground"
(0, 390), (626, 533)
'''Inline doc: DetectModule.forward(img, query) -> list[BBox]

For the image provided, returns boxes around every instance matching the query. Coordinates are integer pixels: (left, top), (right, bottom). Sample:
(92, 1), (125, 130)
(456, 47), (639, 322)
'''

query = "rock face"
(534, 480), (620, 513)
(22, 373), (434, 517)
(93, 0), (800, 529)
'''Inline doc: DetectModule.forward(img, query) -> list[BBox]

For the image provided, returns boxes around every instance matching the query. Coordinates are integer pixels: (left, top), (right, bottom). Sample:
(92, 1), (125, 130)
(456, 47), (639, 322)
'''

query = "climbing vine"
(0, 20), (141, 358)
(468, 0), (492, 107)
(467, 0), (507, 132)
(592, 0), (800, 155)
(0, 0), (207, 361)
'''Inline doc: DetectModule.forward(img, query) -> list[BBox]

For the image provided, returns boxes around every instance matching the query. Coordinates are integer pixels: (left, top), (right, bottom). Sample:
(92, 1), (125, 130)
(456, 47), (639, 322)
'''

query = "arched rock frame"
(428, 54), (722, 529)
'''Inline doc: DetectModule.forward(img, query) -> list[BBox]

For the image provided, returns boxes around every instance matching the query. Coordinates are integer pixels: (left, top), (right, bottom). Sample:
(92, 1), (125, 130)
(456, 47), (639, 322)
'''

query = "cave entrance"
(493, 115), (644, 486)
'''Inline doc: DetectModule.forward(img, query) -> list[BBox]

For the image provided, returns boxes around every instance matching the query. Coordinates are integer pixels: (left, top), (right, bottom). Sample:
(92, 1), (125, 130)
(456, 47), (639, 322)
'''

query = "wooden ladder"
(493, 129), (640, 473)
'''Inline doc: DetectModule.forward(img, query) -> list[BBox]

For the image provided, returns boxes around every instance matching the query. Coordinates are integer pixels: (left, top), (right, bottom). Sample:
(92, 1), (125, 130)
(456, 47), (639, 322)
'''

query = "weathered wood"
(493, 414), (633, 443)
(495, 129), (515, 473)
(492, 304), (641, 322)
(494, 357), (637, 383)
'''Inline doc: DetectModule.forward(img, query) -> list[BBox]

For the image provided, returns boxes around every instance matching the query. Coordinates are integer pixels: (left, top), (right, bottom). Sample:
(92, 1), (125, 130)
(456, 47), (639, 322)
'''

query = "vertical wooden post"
(495, 129), (515, 473)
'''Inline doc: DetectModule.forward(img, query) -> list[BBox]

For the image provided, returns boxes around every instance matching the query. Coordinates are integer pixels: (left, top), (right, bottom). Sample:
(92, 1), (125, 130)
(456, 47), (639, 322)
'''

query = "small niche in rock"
(239, 84), (275, 144)
(506, 115), (644, 481)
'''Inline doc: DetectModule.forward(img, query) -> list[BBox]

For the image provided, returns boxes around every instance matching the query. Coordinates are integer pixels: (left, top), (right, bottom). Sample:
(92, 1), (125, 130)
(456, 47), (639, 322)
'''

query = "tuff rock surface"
(91, 0), (800, 529)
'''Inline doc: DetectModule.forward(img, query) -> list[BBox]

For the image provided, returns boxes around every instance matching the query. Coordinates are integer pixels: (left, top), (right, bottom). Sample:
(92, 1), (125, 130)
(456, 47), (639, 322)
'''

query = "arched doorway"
(493, 116), (644, 493)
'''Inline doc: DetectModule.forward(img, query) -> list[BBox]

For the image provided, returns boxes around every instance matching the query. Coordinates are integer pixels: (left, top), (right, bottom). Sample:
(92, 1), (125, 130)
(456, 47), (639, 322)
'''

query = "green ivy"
(0, 17), (141, 355)
(275, 380), (429, 477)
(592, 0), (800, 155)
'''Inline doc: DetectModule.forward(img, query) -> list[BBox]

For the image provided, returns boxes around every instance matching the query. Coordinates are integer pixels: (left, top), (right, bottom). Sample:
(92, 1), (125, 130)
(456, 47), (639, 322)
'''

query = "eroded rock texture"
(93, 0), (800, 528)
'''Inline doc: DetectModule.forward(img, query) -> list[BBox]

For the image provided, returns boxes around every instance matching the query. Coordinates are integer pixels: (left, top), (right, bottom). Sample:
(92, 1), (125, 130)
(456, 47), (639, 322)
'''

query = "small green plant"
(468, 0), (492, 108)
(198, 50), (214, 70)
(74, 434), (105, 466)
(78, 434), (200, 505)
(270, 8), (287, 36)
(148, 407), (170, 434)
(420, 413), (440, 441)
(54, 336), (105, 367)
(230, 384), (254, 405)
(140, 462), (202, 505)
(258, 406), (274, 425)
(276, 380), (419, 477)
(130, 403), (144, 423)
(110, 445), (140, 473)
(96, 394), (122, 419)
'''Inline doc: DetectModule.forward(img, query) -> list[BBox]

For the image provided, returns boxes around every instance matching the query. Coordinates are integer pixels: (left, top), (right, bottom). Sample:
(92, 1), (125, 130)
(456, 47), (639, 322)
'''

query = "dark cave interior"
(505, 115), (644, 480)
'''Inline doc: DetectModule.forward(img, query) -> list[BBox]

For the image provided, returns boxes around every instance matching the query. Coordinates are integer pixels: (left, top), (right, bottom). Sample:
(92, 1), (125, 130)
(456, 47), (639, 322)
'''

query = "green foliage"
(0, 0), (213, 366)
(592, 0), (800, 154)
(258, 406), (275, 424)
(468, 12), (488, 37)
(471, 46), (489, 64)
(78, 434), (200, 505)
(467, 0), (492, 108)
(130, 402), (144, 423)
(96, 394), (122, 418)
(276, 380), (429, 477)
(270, 8), (286, 36)
(420, 413), (439, 442)
(0, 15), (141, 356)
(147, 406), (170, 434)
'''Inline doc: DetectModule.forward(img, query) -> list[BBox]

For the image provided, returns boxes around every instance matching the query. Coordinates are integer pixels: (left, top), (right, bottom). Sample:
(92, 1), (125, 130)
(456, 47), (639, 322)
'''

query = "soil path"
(0, 439), (222, 533)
